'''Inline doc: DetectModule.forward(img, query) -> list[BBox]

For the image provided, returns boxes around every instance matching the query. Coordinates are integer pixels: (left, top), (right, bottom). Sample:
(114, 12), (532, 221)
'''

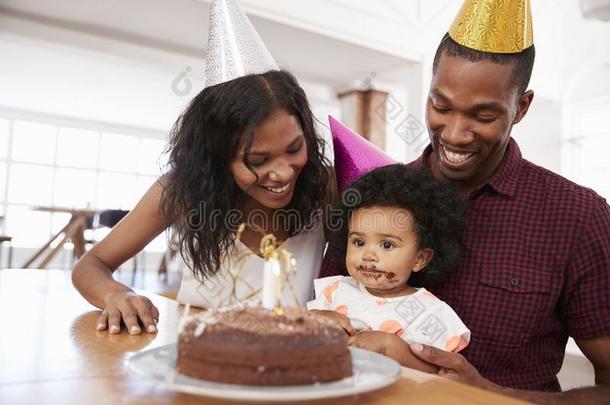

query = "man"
(322, 0), (610, 402)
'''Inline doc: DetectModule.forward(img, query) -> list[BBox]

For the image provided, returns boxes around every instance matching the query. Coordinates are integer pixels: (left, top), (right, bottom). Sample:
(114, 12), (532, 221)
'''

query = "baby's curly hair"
(338, 164), (465, 287)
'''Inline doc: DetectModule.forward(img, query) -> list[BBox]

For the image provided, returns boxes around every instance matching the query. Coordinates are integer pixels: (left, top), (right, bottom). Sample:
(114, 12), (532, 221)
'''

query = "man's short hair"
(432, 33), (535, 94)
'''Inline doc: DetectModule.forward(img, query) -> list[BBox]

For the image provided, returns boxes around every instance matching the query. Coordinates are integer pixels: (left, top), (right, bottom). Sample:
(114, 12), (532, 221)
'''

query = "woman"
(72, 70), (334, 335)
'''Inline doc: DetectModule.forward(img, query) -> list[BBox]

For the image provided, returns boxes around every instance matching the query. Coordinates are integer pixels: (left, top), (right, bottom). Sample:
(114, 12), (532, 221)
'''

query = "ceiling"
(0, 0), (416, 86)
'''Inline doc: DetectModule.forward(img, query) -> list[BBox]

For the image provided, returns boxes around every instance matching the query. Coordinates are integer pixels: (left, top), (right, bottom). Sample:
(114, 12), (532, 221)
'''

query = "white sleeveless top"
(176, 223), (326, 309)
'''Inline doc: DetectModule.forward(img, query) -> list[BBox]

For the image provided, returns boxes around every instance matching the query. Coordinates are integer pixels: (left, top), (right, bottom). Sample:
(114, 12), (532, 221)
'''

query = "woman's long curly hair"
(161, 70), (330, 282)
(336, 164), (465, 288)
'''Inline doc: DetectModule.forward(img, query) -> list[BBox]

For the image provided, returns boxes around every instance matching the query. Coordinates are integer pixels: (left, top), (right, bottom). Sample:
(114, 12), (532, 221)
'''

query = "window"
(0, 110), (169, 251)
(99, 132), (139, 173)
(138, 138), (166, 175)
(0, 162), (6, 203)
(5, 205), (52, 247)
(0, 119), (9, 160)
(56, 127), (99, 169)
(7, 163), (54, 205)
(96, 171), (138, 209)
(54, 168), (97, 208)
(11, 121), (57, 164)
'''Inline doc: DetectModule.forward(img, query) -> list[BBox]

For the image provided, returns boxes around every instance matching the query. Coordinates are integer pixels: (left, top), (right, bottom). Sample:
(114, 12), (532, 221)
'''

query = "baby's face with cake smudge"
(345, 205), (433, 297)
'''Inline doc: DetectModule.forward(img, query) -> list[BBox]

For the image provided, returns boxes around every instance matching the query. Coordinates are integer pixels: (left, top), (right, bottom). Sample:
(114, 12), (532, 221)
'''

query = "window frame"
(0, 107), (167, 249)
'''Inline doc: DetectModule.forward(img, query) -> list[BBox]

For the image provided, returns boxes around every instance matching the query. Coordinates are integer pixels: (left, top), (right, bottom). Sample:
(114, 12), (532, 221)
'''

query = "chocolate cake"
(176, 306), (353, 385)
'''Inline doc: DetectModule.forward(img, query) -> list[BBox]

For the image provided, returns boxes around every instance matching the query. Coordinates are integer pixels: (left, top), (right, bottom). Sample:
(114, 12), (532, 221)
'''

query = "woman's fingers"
(100, 294), (161, 335)
(119, 305), (141, 335)
(151, 305), (160, 324)
(96, 310), (109, 331)
(107, 309), (122, 334)
(133, 300), (158, 334)
(104, 296), (159, 335)
(113, 297), (140, 334)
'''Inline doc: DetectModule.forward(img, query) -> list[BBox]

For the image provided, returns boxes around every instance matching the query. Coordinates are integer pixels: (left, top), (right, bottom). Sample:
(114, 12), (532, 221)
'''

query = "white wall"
(0, 32), (195, 132)
(512, 97), (563, 173)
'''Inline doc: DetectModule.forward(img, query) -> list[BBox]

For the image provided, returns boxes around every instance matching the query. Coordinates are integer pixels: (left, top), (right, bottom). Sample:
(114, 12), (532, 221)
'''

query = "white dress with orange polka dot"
(307, 276), (471, 352)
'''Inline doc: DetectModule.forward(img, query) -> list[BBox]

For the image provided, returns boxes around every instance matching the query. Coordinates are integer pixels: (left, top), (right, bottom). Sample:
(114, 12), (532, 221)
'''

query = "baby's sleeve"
(439, 305), (471, 353)
(402, 296), (471, 353)
(306, 276), (344, 310)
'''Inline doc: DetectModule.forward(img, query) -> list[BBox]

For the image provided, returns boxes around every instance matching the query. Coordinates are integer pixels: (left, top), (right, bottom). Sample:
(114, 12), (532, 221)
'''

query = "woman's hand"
(310, 309), (356, 336)
(96, 292), (160, 335)
(349, 331), (439, 374)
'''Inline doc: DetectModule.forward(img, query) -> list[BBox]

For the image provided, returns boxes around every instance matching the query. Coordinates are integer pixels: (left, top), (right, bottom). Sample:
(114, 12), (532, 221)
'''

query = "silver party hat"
(204, 0), (278, 88)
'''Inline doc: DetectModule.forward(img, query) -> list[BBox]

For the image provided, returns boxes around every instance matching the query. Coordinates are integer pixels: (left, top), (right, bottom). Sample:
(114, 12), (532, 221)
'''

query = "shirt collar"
(411, 138), (522, 198)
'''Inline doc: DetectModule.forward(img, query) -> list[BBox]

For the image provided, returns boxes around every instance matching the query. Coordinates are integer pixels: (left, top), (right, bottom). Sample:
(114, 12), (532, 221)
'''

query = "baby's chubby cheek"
(345, 252), (359, 271)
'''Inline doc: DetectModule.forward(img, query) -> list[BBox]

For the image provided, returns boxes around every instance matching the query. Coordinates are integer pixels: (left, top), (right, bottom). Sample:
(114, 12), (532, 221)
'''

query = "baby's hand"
(347, 330), (391, 354)
(349, 331), (439, 374)
(310, 309), (356, 336)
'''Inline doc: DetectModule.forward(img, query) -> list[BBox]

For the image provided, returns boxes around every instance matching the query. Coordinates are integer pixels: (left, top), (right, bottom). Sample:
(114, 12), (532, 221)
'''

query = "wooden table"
(22, 207), (99, 269)
(0, 269), (529, 405)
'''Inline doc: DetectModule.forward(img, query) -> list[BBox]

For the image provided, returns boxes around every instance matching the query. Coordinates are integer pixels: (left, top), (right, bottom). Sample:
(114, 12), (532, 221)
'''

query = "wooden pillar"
(338, 89), (389, 150)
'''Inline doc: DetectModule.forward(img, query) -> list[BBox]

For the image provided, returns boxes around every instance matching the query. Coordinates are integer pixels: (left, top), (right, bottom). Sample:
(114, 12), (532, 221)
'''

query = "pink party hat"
(330, 115), (396, 193)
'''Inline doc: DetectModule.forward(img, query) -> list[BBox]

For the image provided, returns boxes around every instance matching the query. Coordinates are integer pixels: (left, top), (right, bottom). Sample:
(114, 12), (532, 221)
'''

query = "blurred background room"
(0, 0), (608, 390)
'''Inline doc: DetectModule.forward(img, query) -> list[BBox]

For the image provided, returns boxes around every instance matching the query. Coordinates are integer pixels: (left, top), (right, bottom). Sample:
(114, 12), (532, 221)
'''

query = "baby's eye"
(381, 241), (395, 250)
(352, 239), (365, 247)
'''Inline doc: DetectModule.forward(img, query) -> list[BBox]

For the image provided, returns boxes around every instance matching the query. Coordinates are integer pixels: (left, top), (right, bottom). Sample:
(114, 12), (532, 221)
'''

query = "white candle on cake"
(262, 257), (281, 310)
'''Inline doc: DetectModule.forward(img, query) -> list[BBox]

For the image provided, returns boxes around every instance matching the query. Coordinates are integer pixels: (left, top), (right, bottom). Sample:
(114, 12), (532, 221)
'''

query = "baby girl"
(309, 164), (470, 372)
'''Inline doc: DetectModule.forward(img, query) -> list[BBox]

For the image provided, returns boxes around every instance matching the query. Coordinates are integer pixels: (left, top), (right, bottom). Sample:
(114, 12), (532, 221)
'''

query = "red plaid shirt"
(321, 138), (610, 391)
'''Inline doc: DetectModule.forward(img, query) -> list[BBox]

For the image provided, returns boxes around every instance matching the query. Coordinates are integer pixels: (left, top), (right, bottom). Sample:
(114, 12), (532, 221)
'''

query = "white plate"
(128, 344), (401, 402)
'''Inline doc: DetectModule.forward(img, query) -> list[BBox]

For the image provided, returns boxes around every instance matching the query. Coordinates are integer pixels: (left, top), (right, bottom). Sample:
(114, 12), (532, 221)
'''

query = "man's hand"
(409, 343), (496, 390)
(411, 341), (610, 404)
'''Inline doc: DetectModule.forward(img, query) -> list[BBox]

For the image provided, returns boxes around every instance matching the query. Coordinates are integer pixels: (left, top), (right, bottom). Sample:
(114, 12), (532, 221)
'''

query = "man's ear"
(413, 248), (434, 273)
(513, 89), (534, 125)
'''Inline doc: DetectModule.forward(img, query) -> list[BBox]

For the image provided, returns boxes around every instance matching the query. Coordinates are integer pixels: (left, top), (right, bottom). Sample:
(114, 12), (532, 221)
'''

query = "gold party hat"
(448, 0), (533, 54)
